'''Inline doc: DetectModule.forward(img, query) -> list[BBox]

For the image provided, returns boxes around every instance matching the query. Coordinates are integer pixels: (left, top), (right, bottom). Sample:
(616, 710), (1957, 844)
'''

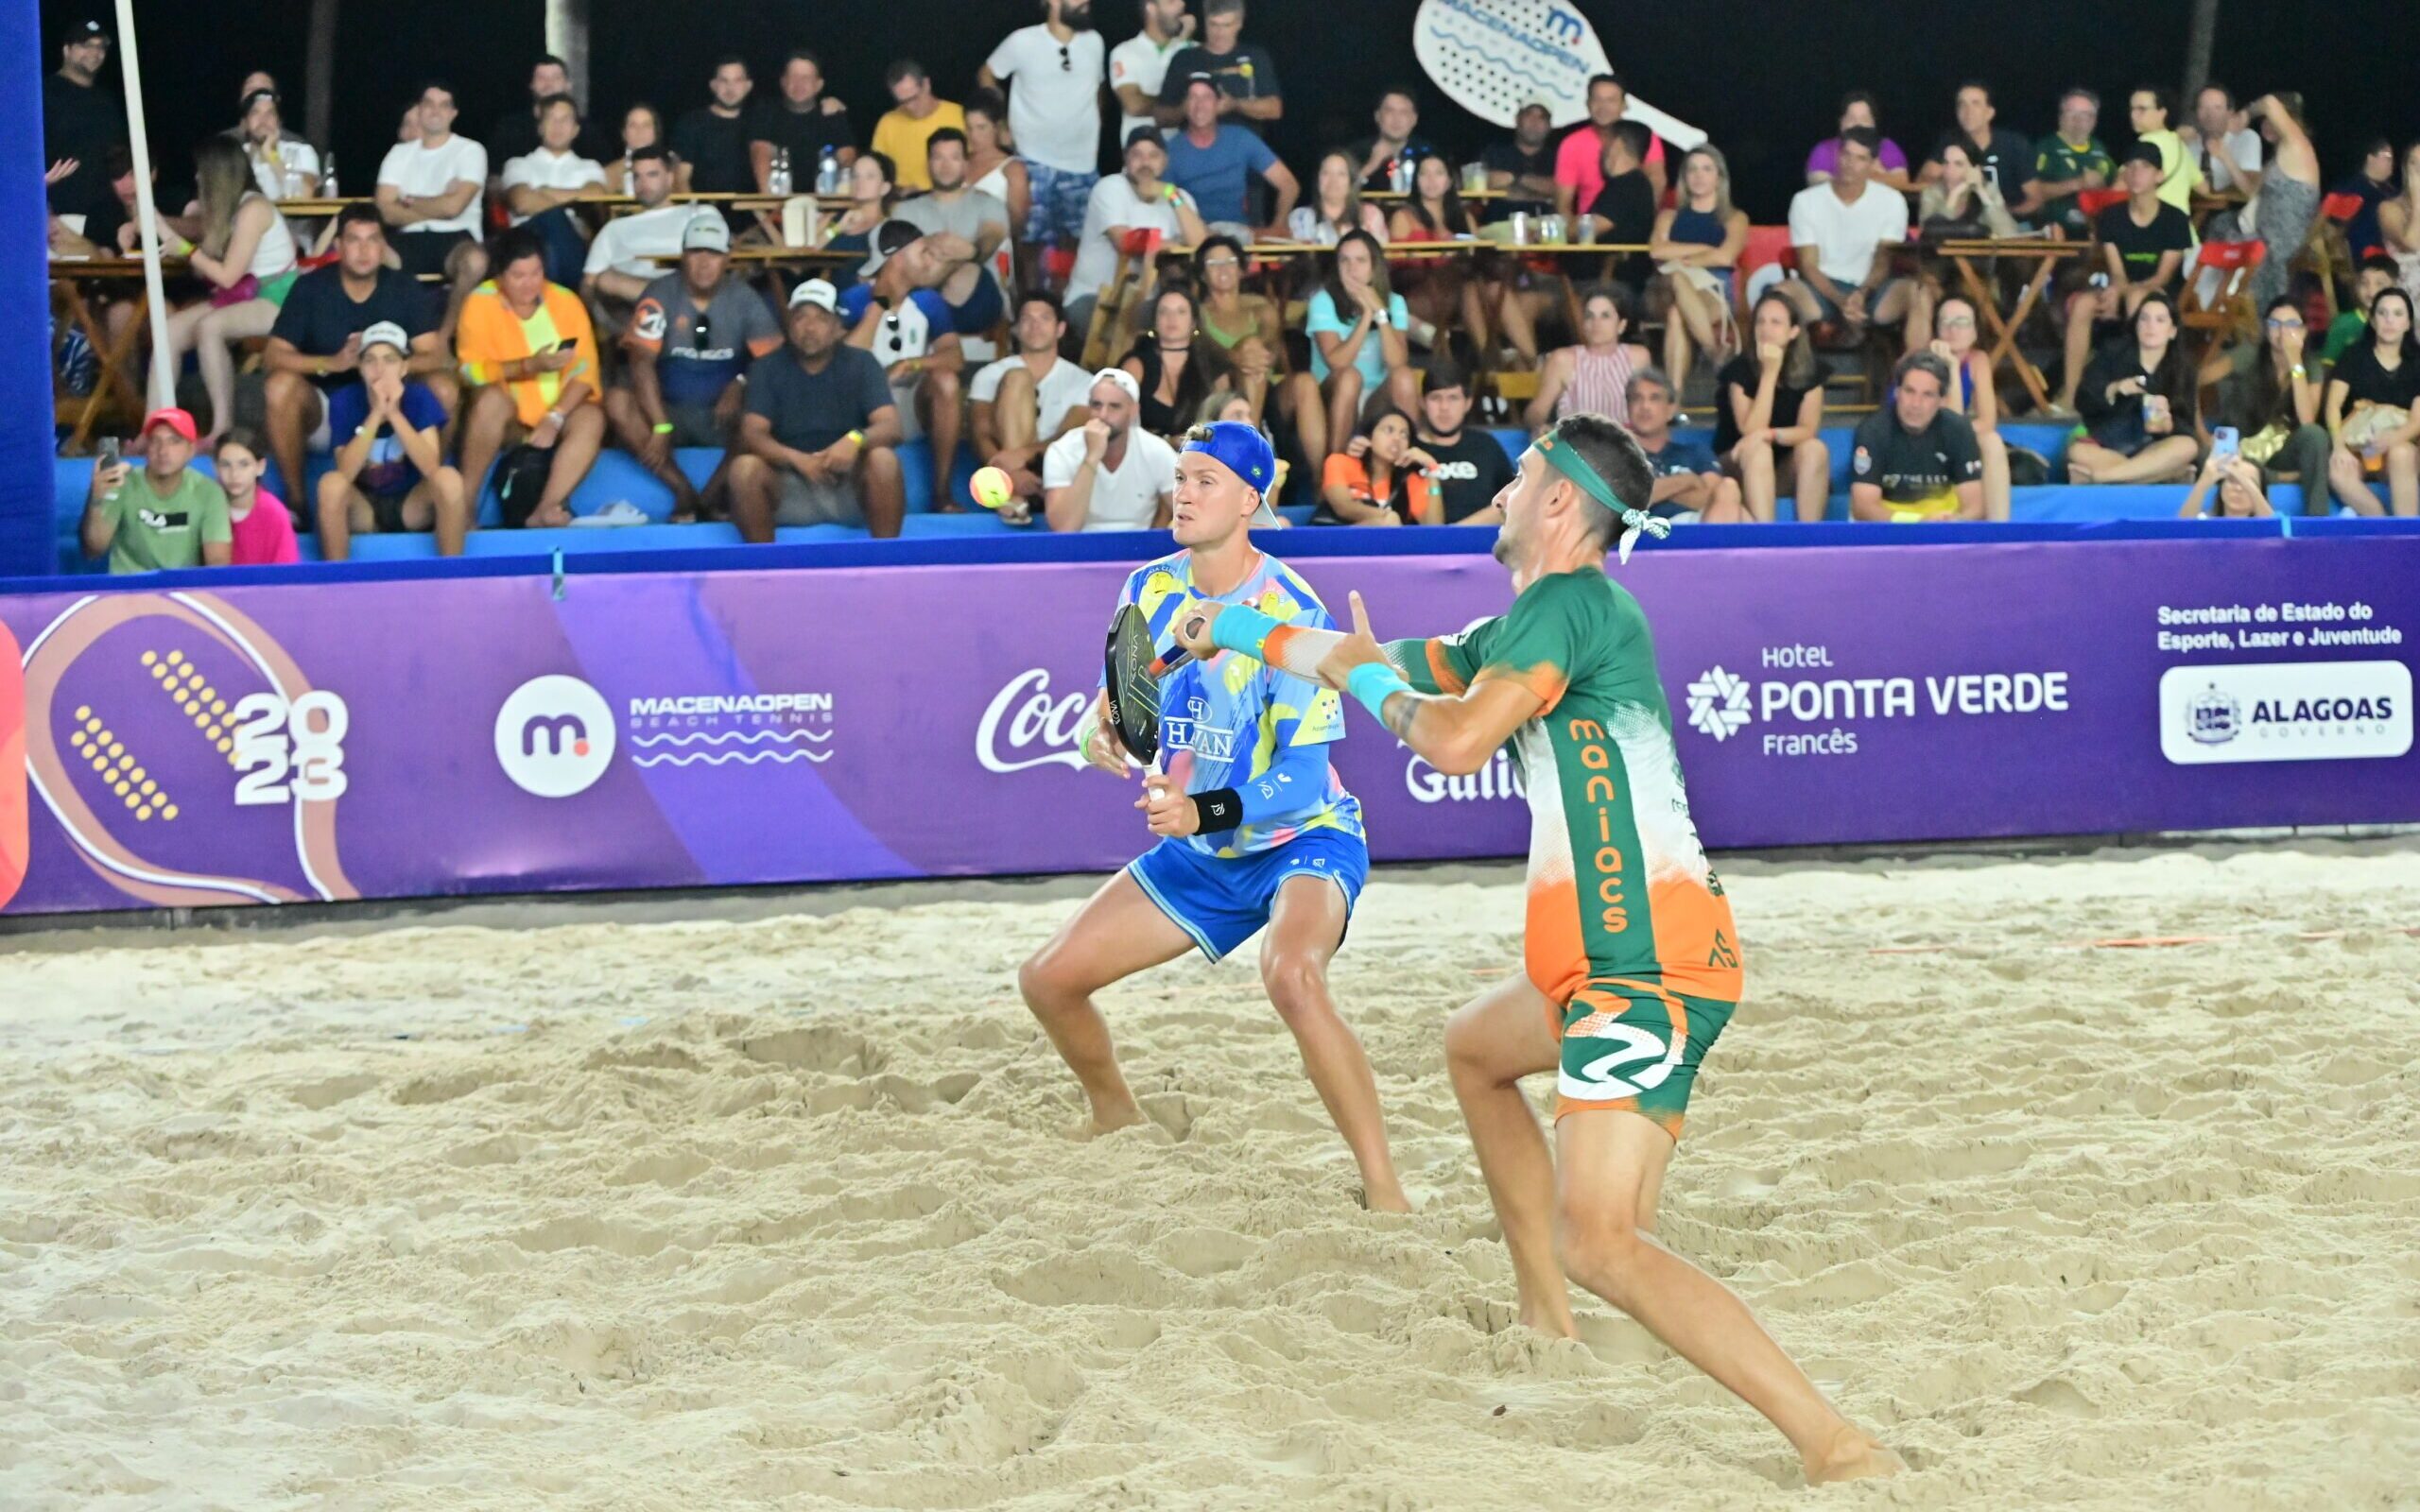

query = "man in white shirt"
(973, 293), (1095, 507)
(1109, 0), (1193, 156)
(582, 147), (692, 330)
(1779, 128), (1925, 340)
(377, 81), (489, 335)
(1065, 128), (1207, 335)
(501, 94), (604, 284)
(1044, 368), (1177, 531)
(2185, 84), (2264, 241)
(979, 0), (1106, 256)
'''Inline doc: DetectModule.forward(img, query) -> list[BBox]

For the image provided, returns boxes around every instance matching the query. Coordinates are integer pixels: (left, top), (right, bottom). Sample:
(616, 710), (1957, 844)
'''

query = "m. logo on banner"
(494, 675), (617, 797)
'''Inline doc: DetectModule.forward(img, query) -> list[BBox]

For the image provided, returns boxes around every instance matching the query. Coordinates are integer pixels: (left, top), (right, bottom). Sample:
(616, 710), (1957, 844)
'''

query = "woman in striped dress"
(1525, 285), (1651, 432)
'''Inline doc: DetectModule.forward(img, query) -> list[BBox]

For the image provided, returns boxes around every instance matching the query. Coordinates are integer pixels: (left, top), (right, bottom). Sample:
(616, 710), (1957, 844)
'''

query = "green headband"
(1535, 429), (1670, 563)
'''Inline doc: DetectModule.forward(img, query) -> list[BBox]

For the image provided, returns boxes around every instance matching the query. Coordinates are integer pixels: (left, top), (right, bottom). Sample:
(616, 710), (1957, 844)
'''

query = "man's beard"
(1063, 3), (1095, 26)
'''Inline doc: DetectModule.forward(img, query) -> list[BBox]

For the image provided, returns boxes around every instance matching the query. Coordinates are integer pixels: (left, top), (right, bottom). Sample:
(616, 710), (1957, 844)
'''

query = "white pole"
(546, 0), (591, 112)
(112, 0), (176, 412)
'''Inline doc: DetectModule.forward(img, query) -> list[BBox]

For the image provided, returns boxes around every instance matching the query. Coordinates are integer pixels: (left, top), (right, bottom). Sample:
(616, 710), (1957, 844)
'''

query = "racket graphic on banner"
(17, 590), (358, 909)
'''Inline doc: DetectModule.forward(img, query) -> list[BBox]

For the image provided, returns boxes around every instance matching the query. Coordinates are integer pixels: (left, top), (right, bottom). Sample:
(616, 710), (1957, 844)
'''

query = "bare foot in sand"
(1516, 1301), (1578, 1339)
(1803, 1427), (1906, 1485)
(1363, 1180), (1414, 1214)
(1076, 1099), (1146, 1139)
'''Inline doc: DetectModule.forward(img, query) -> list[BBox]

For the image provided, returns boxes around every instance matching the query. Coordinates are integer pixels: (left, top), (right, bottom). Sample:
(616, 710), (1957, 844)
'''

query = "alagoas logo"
(2160, 661), (2411, 765)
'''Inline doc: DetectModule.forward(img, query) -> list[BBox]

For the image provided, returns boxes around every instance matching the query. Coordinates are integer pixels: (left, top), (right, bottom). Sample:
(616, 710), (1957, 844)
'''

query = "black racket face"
(1104, 604), (1165, 764)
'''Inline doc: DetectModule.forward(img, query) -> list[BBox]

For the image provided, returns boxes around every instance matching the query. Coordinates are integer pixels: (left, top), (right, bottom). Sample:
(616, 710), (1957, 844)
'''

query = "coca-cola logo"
(977, 668), (1092, 773)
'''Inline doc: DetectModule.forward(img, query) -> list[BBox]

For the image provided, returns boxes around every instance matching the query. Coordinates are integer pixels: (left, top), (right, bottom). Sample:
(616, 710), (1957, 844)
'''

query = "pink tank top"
(1558, 343), (1635, 426)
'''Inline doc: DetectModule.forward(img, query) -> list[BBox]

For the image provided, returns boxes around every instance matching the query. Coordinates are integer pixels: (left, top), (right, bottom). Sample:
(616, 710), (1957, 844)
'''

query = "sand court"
(4, 842), (2418, 1509)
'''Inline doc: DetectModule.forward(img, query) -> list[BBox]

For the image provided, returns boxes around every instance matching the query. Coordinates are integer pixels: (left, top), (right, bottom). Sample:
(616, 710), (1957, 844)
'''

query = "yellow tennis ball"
(970, 466), (1015, 510)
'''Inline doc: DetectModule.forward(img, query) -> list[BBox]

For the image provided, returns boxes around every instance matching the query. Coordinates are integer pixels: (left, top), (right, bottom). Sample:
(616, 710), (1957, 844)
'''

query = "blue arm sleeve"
(1236, 734), (1331, 823)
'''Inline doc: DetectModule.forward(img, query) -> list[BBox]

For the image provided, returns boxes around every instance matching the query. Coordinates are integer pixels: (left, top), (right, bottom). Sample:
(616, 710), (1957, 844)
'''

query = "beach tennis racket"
(1102, 603), (1196, 765)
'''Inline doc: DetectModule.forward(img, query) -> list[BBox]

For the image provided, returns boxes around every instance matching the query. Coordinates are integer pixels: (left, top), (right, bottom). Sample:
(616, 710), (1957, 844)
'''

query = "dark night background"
(36, 0), (2420, 220)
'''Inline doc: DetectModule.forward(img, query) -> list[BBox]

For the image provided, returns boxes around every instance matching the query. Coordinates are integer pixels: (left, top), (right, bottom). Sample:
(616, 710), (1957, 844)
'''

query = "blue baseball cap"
(1182, 420), (1282, 525)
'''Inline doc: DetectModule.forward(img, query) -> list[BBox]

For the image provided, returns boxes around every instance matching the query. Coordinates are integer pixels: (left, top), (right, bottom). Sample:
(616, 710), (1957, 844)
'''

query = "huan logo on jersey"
(1684, 665), (1753, 741)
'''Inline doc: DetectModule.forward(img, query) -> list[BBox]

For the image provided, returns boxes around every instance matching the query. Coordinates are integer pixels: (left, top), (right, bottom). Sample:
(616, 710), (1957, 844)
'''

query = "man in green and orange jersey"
(1174, 414), (1902, 1486)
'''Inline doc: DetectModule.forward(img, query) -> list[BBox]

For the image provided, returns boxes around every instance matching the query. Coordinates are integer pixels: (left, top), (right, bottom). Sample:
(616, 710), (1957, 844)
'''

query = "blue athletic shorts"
(1023, 162), (1098, 248)
(1128, 828), (1369, 962)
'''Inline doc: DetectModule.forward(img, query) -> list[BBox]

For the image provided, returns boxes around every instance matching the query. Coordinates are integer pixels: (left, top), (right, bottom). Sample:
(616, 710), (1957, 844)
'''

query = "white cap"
(788, 279), (839, 314)
(1089, 367), (1141, 404)
(359, 320), (409, 355)
(681, 212), (731, 253)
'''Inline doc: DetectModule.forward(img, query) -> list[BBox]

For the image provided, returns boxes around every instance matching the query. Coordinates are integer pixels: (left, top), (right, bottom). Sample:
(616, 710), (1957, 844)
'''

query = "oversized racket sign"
(0, 616), (24, 911)
(1411, 0), (1704, 146)
(16, 590), (358, 908)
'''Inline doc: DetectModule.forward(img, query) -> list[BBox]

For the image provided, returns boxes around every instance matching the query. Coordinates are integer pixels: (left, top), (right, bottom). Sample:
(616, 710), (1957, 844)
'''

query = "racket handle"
(1149, 647), (1192, 678)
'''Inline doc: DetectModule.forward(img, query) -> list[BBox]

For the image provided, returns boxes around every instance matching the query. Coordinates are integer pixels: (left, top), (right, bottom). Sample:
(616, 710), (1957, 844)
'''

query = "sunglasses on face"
(2266, 318), (2305, 330)
(1202, 256), (1239, 268)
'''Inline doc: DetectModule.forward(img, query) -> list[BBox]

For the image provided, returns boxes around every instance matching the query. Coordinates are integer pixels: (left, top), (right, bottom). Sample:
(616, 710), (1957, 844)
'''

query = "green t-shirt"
(2032, 132), (2114, 232)
(96, 467), (231, 575)
(2322, 311), (2370, 365)
(1388, 568), (1738, 1004)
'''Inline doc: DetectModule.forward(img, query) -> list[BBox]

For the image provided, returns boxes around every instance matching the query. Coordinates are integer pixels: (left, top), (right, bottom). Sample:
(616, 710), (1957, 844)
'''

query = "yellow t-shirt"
(871, 102), (967, 192)
(2144, 129), (2201, 215)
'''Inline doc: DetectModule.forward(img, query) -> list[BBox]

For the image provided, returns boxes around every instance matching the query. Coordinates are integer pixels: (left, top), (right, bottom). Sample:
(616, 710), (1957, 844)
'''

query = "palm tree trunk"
(2182, 0), (2221, 103)
(304, 0), (336, 151)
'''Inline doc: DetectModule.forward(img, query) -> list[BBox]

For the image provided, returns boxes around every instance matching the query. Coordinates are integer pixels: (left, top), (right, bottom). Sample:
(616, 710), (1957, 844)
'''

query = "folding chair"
(2178, 240), (2266, 357)
(1080, 229), (1160, 369)
(1734, 224), (1795, 327)
(2309, 191), (2367, 320)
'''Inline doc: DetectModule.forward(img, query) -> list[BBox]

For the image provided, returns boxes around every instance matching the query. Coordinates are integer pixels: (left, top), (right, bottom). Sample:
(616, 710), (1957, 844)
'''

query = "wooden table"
(605, 192), (853, 217)
(49, 256), (189, 452)
(1933, 238), (2090, 411)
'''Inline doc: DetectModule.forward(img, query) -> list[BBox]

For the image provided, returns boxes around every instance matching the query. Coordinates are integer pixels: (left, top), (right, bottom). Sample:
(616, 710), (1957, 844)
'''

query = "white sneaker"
(568, 500), (649, 527)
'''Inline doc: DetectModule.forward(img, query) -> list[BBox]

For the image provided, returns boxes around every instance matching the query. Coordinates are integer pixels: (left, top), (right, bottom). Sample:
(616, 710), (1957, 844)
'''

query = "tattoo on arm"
(1381, 690), (1419, 740)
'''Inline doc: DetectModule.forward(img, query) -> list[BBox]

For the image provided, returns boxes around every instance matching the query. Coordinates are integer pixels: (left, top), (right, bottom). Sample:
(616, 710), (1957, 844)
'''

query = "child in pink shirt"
(213, 430), (300, 566)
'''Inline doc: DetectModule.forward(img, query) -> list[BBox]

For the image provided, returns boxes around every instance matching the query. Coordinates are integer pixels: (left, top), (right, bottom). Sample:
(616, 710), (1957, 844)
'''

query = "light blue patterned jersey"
(1114, 549), (1364, 858)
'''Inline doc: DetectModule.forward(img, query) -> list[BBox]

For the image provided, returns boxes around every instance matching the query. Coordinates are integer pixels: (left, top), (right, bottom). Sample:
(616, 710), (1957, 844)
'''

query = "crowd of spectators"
(40, 5), (2420, 572)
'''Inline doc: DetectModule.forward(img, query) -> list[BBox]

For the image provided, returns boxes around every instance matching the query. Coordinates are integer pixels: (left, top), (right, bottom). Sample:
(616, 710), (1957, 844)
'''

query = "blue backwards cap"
(1184, 421), (1276, 494)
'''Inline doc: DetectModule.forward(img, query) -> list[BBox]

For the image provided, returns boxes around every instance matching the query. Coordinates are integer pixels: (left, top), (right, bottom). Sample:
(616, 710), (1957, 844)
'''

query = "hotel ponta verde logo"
(0, 617), (26, 909)
(493, 675), (616, 798)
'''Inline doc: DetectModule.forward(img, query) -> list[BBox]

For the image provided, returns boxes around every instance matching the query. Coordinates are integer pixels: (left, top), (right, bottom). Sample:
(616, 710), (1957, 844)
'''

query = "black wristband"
(1193, 787), (1243, 833)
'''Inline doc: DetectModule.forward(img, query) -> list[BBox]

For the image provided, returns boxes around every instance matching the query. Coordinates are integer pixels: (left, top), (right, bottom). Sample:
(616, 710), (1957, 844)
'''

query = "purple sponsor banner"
(2, 539), (2413, 916)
